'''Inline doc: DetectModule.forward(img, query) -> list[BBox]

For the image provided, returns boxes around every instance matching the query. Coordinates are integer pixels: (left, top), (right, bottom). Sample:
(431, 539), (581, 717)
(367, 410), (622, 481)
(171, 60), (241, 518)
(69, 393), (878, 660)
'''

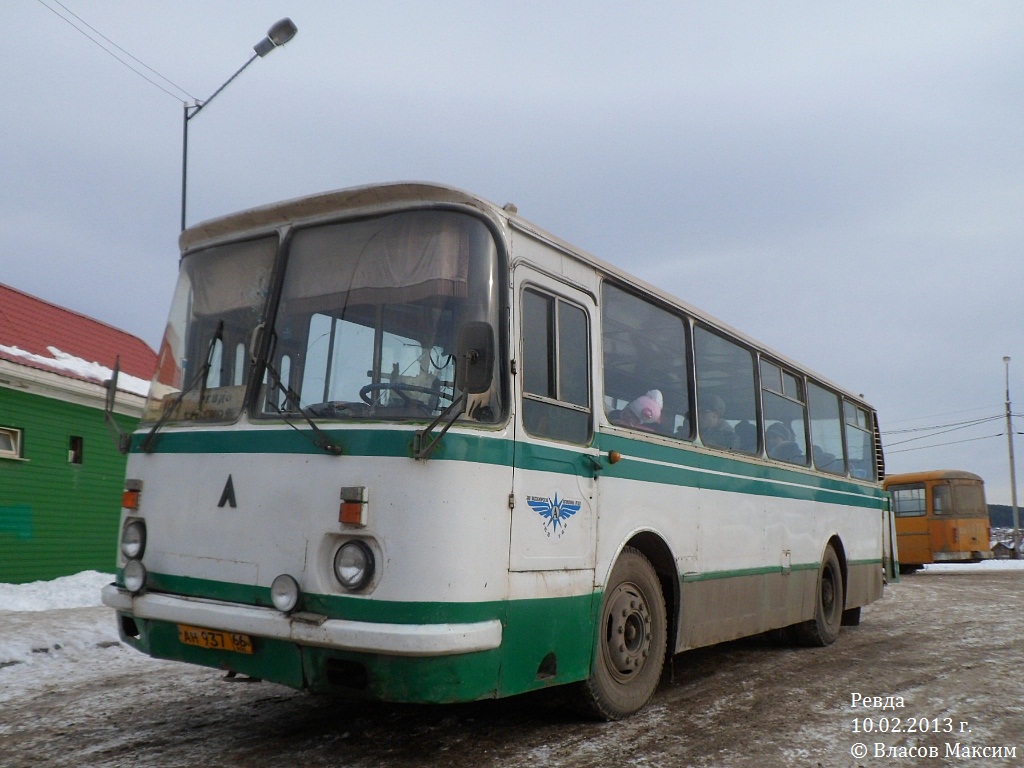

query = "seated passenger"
(699, 394), (735, 449)
(615, 389), (664, 432)
(812, 444), (842, 473)
(733, 419), (757, 453)
(766, 422), (804, 463)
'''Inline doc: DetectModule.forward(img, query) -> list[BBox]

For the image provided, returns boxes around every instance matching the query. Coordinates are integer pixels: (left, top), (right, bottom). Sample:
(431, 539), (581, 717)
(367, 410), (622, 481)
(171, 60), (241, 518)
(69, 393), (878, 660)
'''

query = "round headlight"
(123, 559), (147, 594)
(270, 574), (301, 613)
(120, 520), (147, 559)
(334, 540), (375, 591)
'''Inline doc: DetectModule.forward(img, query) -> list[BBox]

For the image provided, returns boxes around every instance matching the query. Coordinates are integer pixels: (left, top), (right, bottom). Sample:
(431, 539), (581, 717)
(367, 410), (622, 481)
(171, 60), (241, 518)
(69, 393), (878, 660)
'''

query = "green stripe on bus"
(681, 562), (818, 582)
(130, 426), (884, 508)
(680, 559), (881, 583)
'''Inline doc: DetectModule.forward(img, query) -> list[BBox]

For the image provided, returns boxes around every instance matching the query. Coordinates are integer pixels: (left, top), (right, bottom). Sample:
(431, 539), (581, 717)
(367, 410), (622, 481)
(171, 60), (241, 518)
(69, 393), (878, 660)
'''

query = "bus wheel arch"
(794, 537), (846, 647)
(578, 543), (670, 720)
(625, 531), (679, 657)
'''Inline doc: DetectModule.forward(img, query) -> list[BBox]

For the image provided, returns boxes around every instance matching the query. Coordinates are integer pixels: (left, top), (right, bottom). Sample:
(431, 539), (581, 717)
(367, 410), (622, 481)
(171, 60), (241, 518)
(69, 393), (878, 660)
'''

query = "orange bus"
(883, 470), (993, 573)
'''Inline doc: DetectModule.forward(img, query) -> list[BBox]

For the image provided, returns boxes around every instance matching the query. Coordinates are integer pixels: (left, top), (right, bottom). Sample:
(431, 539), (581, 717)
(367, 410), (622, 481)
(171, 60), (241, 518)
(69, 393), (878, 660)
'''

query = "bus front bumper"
(101, 584), (502, 657)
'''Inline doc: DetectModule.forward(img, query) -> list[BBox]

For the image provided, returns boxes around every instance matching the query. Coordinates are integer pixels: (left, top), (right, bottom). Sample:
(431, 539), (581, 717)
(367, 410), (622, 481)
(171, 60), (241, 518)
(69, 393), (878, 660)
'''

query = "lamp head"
(254, 18), (298, 57)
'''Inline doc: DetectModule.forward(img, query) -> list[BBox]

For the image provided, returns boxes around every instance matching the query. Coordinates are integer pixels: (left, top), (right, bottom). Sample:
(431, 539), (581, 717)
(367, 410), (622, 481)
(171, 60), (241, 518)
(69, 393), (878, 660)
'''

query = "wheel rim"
(603, 582), (653, 682)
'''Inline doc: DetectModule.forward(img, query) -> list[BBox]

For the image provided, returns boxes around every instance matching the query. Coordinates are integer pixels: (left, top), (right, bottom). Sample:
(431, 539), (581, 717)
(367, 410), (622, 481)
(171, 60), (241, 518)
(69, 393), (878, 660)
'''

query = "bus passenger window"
(522, 289), (591, 444)
(890, 485), (926, 516)
(601, 284), (690, 438)
(844, 401), (876, 480)
(693, 326), (757, 453)
(807, 382), (846, 475)
(760, 360), (808, 465)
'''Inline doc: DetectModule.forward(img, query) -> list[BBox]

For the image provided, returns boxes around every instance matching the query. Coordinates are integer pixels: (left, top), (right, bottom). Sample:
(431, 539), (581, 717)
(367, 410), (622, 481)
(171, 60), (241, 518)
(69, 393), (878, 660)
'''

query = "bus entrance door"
(509, 265), (598, 572)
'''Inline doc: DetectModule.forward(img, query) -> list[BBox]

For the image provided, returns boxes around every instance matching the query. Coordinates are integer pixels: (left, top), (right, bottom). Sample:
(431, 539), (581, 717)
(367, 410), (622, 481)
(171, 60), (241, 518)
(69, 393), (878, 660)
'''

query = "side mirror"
(455, 321), (494, 395)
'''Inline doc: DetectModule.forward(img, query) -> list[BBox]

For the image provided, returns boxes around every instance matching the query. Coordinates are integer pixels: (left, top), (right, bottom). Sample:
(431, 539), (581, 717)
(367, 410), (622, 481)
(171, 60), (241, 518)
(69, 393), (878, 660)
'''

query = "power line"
(884, 413), (1006, 436)
(36, 0), (196, 103)
(884, 404), (1000, 427)
(884, 415), (1006, 447)
(888, 430), (999, 454)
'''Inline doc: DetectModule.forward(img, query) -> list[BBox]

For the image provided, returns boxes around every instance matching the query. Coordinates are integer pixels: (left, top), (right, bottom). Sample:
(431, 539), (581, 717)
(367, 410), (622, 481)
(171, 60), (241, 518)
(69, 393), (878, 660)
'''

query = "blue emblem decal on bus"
(527, 494), (582, 538)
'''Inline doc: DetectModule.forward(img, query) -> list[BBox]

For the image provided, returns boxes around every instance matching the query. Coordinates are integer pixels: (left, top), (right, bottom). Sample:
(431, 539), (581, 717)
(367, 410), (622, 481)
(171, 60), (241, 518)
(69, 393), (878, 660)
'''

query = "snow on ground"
(1, 562), (1022, 706)
(922, 559), (1024, 573)
(0, 570), (112, 612)
(0, 571), (122, 702)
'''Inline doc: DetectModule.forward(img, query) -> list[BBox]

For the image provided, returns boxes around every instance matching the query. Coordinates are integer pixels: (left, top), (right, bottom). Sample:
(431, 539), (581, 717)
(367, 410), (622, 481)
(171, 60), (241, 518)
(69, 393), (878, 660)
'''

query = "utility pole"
(1003, 356), (1020, 557)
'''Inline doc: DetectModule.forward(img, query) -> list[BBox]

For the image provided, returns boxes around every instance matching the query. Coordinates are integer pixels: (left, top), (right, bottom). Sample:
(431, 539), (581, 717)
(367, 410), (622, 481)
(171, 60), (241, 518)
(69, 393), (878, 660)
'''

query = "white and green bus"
(102, 182), (891, 719)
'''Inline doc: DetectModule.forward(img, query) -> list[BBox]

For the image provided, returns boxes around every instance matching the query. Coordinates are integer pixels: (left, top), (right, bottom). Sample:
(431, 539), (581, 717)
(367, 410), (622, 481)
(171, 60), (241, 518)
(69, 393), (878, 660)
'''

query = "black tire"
(794, 544), (844, 647)
(578, 547), (667, 720)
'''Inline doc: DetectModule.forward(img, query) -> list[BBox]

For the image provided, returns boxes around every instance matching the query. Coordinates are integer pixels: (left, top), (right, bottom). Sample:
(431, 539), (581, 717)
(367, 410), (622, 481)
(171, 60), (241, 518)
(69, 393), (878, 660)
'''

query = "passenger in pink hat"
(620, 389), (663, 431)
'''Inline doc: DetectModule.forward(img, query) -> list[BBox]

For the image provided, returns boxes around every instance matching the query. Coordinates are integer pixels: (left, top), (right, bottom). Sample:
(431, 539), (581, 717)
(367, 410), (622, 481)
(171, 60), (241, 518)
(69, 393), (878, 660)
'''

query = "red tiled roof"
(0, 282), (157, 389)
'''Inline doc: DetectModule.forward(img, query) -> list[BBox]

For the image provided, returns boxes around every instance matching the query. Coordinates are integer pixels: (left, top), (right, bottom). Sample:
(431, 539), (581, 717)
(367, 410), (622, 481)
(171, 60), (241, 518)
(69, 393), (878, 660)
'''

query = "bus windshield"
(142, 236), (278, 424)
(262, 210), (503, 423)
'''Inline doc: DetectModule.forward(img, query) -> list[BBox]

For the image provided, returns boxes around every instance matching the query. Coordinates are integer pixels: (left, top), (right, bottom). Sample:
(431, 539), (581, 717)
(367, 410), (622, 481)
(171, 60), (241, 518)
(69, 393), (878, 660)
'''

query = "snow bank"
(922, 559), (1024, 573)
(0, 570), (112, 612)
(0, 572), (120, 699)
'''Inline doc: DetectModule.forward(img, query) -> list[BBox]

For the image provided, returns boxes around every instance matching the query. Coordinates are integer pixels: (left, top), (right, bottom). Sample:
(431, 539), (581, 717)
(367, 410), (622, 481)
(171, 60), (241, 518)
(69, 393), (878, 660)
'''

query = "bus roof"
(180, 181), (877, 412)
(883, 470), (984, 488)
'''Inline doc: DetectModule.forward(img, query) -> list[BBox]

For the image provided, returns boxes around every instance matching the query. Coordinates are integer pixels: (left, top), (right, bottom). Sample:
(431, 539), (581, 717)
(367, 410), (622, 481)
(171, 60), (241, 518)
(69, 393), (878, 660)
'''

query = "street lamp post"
(180, 18), (298, 231)
(1004, 356), (1021, 558)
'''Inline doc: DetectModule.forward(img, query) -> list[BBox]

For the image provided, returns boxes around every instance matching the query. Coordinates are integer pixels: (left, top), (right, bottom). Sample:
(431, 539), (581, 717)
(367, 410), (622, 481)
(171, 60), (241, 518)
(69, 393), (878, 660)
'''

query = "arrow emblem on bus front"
(218, 475), (237, 509)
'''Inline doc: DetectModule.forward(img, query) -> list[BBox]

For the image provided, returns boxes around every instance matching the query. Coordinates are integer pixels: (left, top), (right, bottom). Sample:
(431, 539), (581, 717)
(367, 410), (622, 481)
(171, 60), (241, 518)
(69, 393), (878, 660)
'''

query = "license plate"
(177, 624), (254, 654)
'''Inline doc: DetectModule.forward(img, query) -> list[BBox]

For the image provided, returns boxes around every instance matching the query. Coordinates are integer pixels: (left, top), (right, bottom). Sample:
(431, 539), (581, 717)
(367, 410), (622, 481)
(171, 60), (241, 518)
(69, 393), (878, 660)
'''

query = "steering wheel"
(358, 382), (452, 407)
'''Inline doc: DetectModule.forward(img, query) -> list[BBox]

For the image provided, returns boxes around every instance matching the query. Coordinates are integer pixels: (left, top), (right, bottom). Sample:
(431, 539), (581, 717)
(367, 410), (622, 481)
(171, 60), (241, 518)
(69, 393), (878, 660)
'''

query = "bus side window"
(760, 360), (808, 465)
(600, 284), (691, 439)
(521, 288), (592, 444)
(807, 381), (845, 475)
(891, 485), (926, 516)
(693, 326), (758, 453)
(843, 401), (876, 480)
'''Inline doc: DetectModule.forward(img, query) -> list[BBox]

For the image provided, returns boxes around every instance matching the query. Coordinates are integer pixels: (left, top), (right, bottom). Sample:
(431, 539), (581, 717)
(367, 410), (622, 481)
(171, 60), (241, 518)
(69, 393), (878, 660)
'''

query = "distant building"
(0, 283), (156, 584)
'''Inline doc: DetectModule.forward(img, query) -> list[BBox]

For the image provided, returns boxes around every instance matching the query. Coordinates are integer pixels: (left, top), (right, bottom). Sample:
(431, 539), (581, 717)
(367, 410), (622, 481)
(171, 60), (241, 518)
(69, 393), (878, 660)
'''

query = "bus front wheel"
(794, 544), (844, 647)
(579, 547), (667, 720)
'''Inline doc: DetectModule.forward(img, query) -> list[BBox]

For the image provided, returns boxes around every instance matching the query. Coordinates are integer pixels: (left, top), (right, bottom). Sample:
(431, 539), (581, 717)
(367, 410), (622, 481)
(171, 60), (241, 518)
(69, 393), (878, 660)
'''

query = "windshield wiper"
(414, 392), (466, 459)
(141, 320), (223, 453)
(263, 357), (343, 456)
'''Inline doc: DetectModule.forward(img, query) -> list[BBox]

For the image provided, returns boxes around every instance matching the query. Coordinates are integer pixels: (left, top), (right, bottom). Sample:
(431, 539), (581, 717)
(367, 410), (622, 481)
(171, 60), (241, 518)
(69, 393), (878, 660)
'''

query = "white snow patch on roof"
(0, 344), (150, 397)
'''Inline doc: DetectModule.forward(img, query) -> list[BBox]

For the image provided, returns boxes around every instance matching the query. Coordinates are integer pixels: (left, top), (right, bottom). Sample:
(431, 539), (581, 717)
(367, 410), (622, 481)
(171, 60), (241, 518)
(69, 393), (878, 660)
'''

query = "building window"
(69, 435), (84, 464)
(0, 427), (23, 459)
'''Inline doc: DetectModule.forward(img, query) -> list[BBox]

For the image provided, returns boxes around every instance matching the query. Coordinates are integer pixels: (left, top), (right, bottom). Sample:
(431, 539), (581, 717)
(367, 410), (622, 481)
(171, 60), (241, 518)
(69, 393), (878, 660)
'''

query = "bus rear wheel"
(578, 547), (667, 720)
(794, 544), (844, 647)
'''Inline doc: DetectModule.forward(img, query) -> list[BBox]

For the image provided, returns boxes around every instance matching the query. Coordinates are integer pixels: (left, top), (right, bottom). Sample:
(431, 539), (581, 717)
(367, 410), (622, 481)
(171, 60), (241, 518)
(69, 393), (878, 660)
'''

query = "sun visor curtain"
(281, 211), (472, 314)
(188, 236), (278, 316)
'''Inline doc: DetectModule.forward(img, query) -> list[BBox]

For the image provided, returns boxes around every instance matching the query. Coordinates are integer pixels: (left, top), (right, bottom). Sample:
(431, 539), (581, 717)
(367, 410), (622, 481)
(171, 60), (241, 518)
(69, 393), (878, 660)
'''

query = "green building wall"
(0, 384), (138, 584)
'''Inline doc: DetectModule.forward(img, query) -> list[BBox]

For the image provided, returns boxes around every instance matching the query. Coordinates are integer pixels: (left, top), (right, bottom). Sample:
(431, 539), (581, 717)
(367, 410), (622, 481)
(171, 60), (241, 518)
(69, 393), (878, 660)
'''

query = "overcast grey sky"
(3, 2), (1023, 502)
